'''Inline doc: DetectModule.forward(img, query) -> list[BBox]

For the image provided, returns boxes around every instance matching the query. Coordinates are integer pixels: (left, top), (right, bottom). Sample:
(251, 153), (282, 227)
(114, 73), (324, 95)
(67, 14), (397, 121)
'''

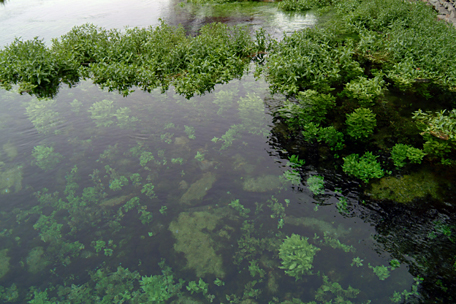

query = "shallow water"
(0, 0), (455, 303)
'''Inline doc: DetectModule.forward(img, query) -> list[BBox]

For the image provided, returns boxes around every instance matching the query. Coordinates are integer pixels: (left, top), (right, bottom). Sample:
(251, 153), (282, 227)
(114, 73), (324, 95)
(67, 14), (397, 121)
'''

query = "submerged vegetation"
(0, 0), (456, 302)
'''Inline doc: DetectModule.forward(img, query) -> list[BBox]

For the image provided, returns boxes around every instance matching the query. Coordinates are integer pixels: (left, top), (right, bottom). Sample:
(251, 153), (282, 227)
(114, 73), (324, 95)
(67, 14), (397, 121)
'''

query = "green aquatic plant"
(139, 151), (155, 169)
(115, 107), (139, 129)
(279, 0), (331, 11)
(391, 143), (425, 168)
(109, 176), (128, 191)
(237, 93), (268, 136)
(351, 257), (364, 267)
(129, 173), (142, 187)
(70, 98), (83, 114)
(214, 278), (225, 287)
(141, 183), (156, 198)
(213, 87), (238, 115)
(229, 199), (250, 218)
(219, 124), (243, 150)
(342, 75), (385, 107)
(194, 151), (205, 162)
(31, 145), (62, 171)
(25, 98), (61, 134)
(413, 109), (456, 162)
(0, 37), (79, 97)
(277, 90), (336, 129)
(342, 152), (384, 183)
(336, 196), (349, 214)
(345, 108), (377, 140)
(88, 99), (115, 127)
(279, 234), (321, 280)
(171, 157), (183, 164)
(287, 155), (305, 169)
(184, 125), (196, 139)
(314, 275), (360, 303)
(283, 170), (301, 186)
(159, 206), (167, 215)
(389, 259), (400, 270)
(248, 260), (266, 278)
(319, 232), (355, 253)
(92, 240), (106, 253)
(186, 278), (209, 295)
(306, 175), (324, 195)
(368, 263), (390, 280)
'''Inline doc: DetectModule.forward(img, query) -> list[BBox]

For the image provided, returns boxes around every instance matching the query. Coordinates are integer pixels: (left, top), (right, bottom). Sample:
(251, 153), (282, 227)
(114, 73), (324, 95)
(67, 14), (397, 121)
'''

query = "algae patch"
(0, 248), (11, 279)
(2, 141), (18, 161)
(169, 210), (226, 278)
(243, 174), (281, 192)
(0, 166), (23, 195)
(368, 170), (446, 203)
(26, 246), (50, 274)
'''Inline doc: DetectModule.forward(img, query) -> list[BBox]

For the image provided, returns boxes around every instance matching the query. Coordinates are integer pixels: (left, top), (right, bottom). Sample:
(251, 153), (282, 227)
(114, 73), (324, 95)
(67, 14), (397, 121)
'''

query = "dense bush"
(345, 108), (377, 140)
(391, 144), (425, 168)
(1, 21), (268, 98)
(342, 152), (384, 183)
(0, 38), (79, 97)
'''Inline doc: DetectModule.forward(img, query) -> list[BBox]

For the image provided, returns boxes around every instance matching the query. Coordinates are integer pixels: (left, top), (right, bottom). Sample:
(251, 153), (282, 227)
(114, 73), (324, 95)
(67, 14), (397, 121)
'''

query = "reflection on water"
(0, 0), (317, 47)
(0, 74), (420, 303)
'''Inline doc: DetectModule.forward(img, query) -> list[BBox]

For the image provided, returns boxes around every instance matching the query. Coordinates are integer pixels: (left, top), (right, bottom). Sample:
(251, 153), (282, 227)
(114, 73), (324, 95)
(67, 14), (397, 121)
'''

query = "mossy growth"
(279, 234), (320, 280)
(169, 210), (226, 278)
(368, 169), (446, 203)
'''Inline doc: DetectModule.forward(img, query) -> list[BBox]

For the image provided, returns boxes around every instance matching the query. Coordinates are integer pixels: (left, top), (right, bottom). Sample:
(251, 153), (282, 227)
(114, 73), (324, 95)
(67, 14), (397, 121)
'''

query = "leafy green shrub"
(277, 90), (336, 128)
(0, 38), (79, 97)
(317, 126), (345, 151)
(279, 234), (320, 280)
(3, 21), (267, 98)
(278, 0), (332, 11)
(31, 145), (63, 171)
(391, 144), (425, 168)
(413, 109), (456, 161)
(342, 152), (384, 183)
(261, 28), (340, 95)
(307, 175), (324, 195)
(346, 108), (376, 140)
(341, 75), (385, 107)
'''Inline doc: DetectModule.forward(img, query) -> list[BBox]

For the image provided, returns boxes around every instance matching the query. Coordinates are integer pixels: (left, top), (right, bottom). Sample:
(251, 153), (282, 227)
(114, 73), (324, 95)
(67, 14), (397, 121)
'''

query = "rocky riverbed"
(425, 0), (456, 27)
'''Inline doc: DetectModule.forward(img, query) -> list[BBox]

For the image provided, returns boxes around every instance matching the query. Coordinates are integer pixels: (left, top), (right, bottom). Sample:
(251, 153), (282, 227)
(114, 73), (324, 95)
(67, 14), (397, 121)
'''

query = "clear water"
(0, 1), (454, 303)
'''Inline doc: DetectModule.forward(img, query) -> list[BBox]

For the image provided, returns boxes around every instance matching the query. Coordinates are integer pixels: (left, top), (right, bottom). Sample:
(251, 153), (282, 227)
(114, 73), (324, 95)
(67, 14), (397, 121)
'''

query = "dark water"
(0, 1), (455, 303)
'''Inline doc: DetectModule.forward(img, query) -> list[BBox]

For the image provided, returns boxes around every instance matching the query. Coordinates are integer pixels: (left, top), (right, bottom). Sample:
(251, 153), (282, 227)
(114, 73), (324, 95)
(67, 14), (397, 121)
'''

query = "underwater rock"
(0, 249), (10, 279)
(169, 211), (225, 278)
(171, 297), (204, 304)
(198, 159), (216, 171)
(0, 166), (23, 195)
(180, 172), (217, 205)
(99, 194), (134, 208)
(178, 180), (188, 190)
(232, 153), (256, 174)
(2, 142), (18, 161)
(243, 174), (281, 192)
(284, 216), (351, 238)
(174, 136), (190, 147)
(368, 170), (446, 203)
(26, 246), (50, 274)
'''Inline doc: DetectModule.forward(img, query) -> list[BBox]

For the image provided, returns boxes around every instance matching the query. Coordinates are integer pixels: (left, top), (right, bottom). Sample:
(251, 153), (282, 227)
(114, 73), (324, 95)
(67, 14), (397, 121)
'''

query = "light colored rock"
(180, 172), (216, 205)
